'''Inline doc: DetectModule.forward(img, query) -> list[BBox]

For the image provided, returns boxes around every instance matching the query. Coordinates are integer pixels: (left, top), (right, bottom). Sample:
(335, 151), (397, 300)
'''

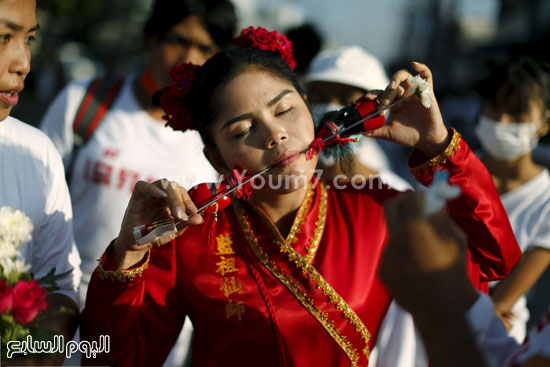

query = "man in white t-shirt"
(41, 0), (236, 304)
(0, 0), (81, 364)
(40, 1), (237, 365)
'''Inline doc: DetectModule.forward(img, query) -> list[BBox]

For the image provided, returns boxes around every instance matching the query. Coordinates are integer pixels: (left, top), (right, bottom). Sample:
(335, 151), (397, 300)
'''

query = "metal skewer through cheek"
(194, 94), (414, 211)
(134, 95), (412, 244)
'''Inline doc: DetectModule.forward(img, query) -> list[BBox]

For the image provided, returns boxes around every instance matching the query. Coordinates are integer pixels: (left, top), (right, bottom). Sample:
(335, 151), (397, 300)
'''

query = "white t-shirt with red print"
(40, 73), (218, 301)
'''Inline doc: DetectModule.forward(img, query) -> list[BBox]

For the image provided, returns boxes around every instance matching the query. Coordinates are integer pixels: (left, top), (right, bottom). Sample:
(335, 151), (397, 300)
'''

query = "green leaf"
(35, 268), (72, 290)
(17, 272), (32, 281)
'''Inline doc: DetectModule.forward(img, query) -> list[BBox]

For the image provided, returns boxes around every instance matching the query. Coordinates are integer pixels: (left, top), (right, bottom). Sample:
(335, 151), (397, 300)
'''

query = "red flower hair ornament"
(162, 27), (296, 133)
(233, 26), (296, 70)
(160, 62), (200, 132)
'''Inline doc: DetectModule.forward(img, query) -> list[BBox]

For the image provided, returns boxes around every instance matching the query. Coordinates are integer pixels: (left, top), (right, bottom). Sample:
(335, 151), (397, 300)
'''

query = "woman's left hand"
(368, 62), (451, 158)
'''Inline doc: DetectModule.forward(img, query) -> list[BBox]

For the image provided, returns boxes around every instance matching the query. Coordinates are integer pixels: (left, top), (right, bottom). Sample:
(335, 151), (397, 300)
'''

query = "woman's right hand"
(113, 179), (203, 270)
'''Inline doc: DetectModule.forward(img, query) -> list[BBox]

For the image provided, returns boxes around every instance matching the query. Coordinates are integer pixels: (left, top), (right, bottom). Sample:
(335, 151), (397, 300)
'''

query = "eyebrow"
(0, 19), (40, 33)
(169, 33), (216, 48)
(221, 89), (293, 130)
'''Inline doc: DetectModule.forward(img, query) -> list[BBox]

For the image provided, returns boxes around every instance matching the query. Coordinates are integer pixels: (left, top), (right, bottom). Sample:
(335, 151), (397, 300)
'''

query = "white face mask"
(475, 115), (545, 161)
(310, 103), (344, 128)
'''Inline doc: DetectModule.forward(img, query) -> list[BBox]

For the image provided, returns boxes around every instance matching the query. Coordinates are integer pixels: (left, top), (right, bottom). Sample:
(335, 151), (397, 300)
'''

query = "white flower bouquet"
(0, 206), (71, 362)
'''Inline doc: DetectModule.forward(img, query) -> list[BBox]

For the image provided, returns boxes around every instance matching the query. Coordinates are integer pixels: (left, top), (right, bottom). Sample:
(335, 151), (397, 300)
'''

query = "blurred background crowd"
(13, 0), (550, 146)
(13, 0), (550, 318)
(3, 0), (550, 365)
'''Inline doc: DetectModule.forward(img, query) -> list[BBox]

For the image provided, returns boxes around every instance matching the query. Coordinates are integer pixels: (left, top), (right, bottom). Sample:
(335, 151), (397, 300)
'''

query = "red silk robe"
(81, 130), (520, 367)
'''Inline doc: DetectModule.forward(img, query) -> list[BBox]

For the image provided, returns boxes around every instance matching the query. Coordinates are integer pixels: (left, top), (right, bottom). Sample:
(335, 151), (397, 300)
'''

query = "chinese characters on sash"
(215, 234), (244, 321)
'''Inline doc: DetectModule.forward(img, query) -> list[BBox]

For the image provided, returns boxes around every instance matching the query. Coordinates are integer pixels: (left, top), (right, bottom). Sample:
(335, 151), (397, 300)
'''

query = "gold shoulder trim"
(285, 182), (314, 244)
(304, 183), (327, 263)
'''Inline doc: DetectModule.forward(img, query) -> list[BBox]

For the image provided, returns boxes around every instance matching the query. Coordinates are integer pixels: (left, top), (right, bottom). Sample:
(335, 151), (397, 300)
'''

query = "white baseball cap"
(304, 46), (389, 91)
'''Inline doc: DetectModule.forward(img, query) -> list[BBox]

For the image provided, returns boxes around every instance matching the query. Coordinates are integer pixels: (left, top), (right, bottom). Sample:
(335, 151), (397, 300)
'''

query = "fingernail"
(176, 206), (188, 221)
(188, 205), (198, 214)
(390, 80), (397, 89)
(155, 187), (168, 198)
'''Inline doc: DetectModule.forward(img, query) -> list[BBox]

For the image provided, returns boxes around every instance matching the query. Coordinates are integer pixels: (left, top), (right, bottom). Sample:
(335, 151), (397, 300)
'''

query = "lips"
(0, 89), (21, 107)
(273, 150), (300, 167)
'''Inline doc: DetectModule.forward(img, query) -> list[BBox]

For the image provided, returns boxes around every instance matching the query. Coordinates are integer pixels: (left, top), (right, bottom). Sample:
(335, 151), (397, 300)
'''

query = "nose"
(9, 41), (31, 78)
(263, 119), (289, 149)
(179, 45), (208, 66)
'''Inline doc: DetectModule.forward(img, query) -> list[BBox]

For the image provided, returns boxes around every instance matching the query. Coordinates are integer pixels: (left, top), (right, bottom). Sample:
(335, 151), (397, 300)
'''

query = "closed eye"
(275, 106), (293, 116)
(0, 34), (11, 44)
(235, 125), (253, 138)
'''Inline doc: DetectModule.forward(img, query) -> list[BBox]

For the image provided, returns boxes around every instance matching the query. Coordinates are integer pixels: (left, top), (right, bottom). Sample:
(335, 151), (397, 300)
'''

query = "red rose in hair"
(11, 280), (47, 324)
(160, 62), (198, 132)
(251, 27), (277, 51)
(169, 62), (200, 99)
(0, 278), (13, 314)
(279, 49), (297, 70)
(233, 26), (296, 70)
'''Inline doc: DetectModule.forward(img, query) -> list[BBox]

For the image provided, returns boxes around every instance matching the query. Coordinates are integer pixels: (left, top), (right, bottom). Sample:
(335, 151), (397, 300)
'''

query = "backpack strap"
(66, 76), (124, 183)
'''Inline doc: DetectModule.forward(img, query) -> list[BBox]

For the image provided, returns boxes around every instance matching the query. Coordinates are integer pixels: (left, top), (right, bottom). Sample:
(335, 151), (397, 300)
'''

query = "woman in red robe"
(81, 27), (520, 367)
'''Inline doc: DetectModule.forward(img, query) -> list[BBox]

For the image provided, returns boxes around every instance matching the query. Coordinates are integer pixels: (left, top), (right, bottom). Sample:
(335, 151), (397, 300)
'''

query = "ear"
(537, 111), (550, 137)
(204, 146), (229, 175)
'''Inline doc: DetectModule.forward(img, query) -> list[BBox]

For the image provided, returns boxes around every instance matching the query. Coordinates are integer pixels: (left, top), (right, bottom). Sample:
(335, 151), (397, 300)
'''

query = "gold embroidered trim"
(251, 183), (370, 360)
(278, 241), (371, 359)
(285, 182), (314, 244)
(410, 130), (462, 174)
(234, 202), (361, 366)
(96, 250), (151, 283)
(305, 184), (327, 264)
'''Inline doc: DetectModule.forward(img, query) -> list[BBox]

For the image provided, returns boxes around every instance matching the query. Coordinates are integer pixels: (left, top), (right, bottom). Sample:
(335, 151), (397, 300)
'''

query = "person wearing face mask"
(304, 46), (411, 192)
(474, 57), (550, 343)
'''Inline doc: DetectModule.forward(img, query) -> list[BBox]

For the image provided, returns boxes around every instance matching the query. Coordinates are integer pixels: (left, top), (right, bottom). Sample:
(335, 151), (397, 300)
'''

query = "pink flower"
(0, 278), (13, 314)
(11, 280), (47, 324)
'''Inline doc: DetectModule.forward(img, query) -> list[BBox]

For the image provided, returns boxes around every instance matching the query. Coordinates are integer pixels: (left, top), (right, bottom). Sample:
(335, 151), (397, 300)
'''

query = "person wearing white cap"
(304, 45), (410, 191)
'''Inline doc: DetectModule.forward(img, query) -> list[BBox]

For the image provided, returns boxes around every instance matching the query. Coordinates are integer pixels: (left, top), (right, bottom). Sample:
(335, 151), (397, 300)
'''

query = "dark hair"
(143, 0), (237, 47)
(285, 24), (323, 73)
(186, 46), (307, 148)
(475, 57), (550, 118)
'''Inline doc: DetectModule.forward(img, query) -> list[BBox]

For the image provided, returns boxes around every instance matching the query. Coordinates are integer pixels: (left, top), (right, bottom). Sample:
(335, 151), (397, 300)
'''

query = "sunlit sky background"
(232, 0), (499, 63)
